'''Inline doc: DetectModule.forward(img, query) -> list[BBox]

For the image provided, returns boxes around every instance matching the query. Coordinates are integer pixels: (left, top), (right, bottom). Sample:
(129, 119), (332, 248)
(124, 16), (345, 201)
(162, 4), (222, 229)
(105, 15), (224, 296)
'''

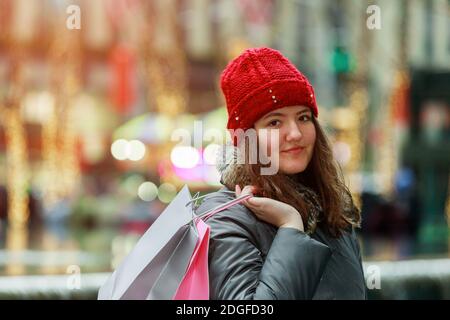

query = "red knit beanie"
(220, 47), (318, 133)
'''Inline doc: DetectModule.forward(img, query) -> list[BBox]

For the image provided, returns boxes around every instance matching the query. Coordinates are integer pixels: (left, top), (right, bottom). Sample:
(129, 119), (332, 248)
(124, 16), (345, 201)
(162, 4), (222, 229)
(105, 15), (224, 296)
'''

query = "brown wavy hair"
(239, 116), (361, 238)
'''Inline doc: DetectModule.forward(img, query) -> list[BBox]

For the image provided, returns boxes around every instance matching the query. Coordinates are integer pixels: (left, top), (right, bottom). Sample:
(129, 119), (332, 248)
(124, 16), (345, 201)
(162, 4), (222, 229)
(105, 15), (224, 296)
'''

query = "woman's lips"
(281, 147), (304, 154)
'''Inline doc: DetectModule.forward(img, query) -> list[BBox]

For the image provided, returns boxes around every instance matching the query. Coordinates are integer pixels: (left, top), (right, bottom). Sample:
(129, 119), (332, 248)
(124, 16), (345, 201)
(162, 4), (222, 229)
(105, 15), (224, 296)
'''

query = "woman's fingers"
(236, 185), (267, 212)
(247, 196), (261, 207)
(235, 185), (258, 197)
(235, 185), (251, 207)
(241, 185), (254, 196)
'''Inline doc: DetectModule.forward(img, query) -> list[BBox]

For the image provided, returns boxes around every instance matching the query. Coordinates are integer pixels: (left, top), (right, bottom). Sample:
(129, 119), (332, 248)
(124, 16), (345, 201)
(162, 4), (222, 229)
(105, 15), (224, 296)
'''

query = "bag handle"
(185, 191), (253, 224)
(185, 190), (235, 209)
(199, 193), (252, 221)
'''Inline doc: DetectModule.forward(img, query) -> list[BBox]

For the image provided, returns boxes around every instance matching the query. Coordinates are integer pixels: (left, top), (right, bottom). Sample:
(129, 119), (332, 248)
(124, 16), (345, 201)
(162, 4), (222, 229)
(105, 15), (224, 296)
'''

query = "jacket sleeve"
(207, 211), (333, 300)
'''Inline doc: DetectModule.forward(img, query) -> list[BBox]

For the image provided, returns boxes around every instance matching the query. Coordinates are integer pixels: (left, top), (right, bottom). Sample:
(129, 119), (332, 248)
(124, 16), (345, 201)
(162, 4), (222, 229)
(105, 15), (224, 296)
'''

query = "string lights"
(2, 57), (30, 229)
(40, 30), (81, 209)
(3, 107), (30, 228)
(376, 71), (409, 197)
(141, 0), (188, 118)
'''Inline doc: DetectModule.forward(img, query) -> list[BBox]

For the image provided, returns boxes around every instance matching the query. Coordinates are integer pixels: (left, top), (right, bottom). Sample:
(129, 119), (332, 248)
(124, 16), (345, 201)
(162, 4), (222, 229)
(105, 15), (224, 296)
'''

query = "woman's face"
(253, 105), (316, 175)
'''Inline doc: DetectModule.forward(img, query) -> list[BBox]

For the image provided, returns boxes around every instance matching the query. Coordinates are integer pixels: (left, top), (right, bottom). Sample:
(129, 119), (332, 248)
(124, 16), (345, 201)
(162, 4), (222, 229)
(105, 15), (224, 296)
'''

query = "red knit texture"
(220, 47), (318, 133)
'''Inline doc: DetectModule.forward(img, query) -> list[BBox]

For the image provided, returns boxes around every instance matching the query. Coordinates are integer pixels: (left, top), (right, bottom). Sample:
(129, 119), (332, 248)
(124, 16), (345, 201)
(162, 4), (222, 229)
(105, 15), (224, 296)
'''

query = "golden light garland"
(348, 89), (368, 172)
(59, 71), (80, 201)
(332, 87), (368, 210)
(40, 97), (59, 207)
(144, 47), (188, 117)
(376, 71), (409, 197)
(2, 107), (30, 228)
(5, 225), (28, 275)
(328, 7), (373, 210)
(40, 29), (81, 209)
(137, 0), (190, 186)
(141, 0), (188, 117)
(1, 56), (30, 229)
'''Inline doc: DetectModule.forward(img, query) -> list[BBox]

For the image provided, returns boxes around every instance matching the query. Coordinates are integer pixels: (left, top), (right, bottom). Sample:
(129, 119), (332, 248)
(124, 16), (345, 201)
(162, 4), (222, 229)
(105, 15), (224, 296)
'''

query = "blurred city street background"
(0, 0), (449, 299)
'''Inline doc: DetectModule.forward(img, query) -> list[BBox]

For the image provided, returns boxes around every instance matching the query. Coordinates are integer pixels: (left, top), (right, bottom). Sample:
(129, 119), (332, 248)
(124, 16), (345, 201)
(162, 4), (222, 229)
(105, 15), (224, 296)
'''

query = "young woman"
(197, 47), (367, 300)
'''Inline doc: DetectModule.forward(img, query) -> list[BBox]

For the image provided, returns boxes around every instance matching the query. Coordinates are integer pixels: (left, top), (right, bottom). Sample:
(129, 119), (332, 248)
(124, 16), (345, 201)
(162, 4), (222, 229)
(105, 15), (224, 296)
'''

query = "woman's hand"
(235, 185), (305, 232)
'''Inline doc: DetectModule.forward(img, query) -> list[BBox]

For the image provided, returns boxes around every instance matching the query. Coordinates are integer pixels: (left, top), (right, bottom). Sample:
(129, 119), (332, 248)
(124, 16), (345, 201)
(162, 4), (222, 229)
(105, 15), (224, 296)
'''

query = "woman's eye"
(299, 115), (311, 122)
(267, 120), (280, 127)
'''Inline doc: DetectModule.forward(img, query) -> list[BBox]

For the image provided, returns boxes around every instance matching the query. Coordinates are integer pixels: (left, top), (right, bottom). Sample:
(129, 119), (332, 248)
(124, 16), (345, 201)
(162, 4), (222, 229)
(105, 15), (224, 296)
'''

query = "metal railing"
(1, 259), (450, 299)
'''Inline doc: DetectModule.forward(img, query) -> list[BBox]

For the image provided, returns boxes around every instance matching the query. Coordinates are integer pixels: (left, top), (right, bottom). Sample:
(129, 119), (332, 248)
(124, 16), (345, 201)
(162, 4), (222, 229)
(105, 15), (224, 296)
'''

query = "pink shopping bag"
(173, 218), (210, 300)
(173, 192), (252, 300)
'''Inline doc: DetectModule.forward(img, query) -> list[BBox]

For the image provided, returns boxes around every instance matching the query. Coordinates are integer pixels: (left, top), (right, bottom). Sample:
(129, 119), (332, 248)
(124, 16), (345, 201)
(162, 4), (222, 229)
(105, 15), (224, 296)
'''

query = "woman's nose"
(285, 121), (302, 141)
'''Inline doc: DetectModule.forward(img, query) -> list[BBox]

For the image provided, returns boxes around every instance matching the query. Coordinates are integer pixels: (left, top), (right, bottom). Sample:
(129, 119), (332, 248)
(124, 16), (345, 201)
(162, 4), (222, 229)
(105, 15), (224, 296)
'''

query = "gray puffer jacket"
(196, 187), (367, 300)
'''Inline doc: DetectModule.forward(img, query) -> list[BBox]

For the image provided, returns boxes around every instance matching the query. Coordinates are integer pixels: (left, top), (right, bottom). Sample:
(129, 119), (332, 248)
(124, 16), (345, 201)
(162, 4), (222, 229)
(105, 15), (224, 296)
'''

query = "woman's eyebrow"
(262, 112), (284, 119)
(262, 109), (310, 120)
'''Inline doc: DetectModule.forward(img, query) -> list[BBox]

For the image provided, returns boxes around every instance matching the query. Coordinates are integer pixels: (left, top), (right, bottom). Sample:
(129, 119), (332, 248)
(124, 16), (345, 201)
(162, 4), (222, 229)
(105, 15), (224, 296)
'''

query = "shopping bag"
(173, 192), (253, 300)
(173, 218), (210, 300)
(98, 184), (252, 300)
(98, 185), (197, 300)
